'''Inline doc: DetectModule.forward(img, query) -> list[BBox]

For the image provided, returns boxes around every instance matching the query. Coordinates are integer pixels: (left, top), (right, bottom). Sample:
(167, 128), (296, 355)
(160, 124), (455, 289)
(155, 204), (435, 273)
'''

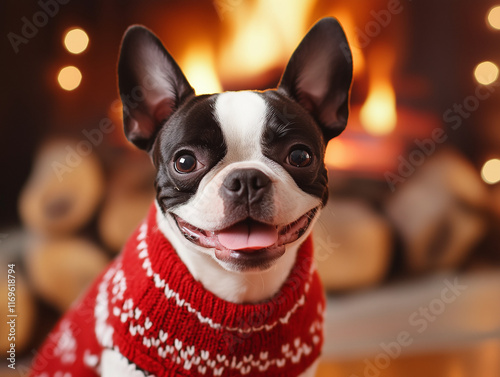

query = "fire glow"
(180, 2), (367, 91)
(360, 45), (398, 136)
(218, 0), (317, 83)
(360, 81), (397, 136)
(138, 1), (420, 175)
(182, 42), (222, 95)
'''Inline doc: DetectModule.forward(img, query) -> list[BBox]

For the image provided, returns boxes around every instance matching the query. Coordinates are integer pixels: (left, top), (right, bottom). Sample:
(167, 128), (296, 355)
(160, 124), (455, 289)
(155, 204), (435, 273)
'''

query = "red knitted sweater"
(30, 204), (325, 377)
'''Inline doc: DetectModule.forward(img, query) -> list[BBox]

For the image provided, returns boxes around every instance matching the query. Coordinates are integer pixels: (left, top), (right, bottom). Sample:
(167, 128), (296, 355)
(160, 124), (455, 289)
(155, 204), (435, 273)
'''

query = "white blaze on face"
(171, 91), (320, 231)
(214, 91), (267, 161)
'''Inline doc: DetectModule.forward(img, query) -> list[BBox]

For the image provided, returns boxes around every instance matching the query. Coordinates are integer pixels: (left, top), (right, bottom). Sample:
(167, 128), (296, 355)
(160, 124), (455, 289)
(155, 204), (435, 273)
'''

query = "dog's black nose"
(222, 169), (271, 204)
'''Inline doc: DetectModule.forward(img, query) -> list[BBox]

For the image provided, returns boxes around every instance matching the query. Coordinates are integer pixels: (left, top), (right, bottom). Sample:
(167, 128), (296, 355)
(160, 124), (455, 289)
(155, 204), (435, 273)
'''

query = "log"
(98, 155), (155, 252)
(25, 237), (109, 311)
(19, 139), (104, 236)
(385, 148), (488, 273)
(313, 198), (393, 291)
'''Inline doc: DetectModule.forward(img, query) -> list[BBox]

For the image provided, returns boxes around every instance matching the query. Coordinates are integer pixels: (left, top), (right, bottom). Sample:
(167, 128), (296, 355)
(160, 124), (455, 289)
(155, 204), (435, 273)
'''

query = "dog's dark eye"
(288, 148), (312, 167)
(174, 154), (197, 173)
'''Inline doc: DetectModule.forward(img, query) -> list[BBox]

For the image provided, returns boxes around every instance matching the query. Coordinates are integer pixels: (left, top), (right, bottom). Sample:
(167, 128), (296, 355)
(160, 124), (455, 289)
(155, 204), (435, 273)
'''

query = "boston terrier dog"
(30, 17), (352, 377)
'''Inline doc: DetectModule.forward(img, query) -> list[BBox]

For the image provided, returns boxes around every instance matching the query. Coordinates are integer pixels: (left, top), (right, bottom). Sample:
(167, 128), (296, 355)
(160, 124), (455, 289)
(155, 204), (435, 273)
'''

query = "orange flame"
(181, 42), (222, 95)
(219, 0), (317, 82)
(179, 2), (368, 90)
(360, 45), (397, 136)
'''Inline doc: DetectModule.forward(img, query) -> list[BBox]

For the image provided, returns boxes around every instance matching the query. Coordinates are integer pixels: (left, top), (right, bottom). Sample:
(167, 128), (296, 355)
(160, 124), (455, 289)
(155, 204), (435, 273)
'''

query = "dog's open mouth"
(172, 208), (318, 268)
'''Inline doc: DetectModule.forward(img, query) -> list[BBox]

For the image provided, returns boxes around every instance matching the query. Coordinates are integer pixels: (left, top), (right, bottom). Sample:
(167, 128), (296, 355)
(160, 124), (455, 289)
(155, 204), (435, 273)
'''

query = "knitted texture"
(30, 203), (325, 377)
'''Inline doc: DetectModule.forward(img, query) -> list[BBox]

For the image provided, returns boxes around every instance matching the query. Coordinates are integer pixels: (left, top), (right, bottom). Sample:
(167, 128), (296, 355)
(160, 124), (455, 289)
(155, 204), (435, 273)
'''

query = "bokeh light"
(487, 6), (500, 30)
(481, 158), (500, 184)
(57, 66), (82, 91)
(63, 28), (89, 54)
(474, 61), (499, 85)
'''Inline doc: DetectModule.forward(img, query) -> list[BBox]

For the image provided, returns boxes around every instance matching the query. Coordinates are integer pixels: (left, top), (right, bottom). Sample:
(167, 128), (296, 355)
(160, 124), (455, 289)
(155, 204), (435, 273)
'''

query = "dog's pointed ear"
(278, 18), (353, 142)
(118, 26), (195, 151)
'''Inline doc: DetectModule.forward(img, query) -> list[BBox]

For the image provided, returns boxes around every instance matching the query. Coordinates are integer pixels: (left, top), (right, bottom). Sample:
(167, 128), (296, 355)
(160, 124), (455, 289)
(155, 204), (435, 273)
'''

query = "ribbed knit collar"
(149, 205), (315, 327)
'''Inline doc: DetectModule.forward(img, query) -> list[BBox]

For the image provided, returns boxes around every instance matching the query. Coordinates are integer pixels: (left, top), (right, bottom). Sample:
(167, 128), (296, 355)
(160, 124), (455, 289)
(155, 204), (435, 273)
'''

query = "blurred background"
(1, 0), (500, 376)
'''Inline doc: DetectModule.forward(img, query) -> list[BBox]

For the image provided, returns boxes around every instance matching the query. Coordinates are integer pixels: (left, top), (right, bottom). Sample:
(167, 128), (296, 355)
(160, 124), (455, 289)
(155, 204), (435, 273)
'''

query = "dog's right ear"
(118, 26), (195, 151)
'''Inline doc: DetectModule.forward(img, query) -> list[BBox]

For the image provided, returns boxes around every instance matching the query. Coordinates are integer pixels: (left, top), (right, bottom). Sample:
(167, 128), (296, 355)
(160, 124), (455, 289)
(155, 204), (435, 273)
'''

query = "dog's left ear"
(118, 26), (195, 151)
(278, 17), (353, 142)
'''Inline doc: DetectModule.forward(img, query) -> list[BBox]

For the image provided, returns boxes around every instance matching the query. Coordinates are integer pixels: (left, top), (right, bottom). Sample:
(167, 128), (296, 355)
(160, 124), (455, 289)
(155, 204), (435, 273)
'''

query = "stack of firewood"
(1, 138), (155, 357)
(314, 148), (492, 291)
(3, 139), (497, 358)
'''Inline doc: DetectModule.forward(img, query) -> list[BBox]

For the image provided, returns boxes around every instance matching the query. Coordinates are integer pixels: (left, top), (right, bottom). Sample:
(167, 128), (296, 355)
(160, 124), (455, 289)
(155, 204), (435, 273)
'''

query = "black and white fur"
(103, 17), (352, 377)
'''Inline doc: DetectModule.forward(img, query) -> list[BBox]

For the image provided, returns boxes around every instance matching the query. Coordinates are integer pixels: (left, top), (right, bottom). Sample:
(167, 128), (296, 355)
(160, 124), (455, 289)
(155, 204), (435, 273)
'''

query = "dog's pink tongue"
(217, 221), (278, 250)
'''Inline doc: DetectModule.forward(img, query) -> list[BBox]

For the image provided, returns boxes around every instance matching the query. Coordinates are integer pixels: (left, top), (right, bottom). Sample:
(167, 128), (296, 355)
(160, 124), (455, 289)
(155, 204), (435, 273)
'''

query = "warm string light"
(481, 159), (500, 184)
(63, 28), (89, 54)
(57, 66), (82, 91)
(57, 27), (89, 91)
(475, 10), (500, 184)
(474, 61), (499, 85)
